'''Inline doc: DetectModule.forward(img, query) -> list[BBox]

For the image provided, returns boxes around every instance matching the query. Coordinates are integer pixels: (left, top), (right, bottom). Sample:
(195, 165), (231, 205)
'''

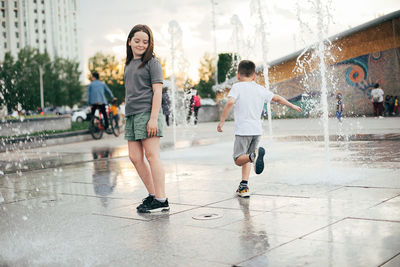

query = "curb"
(1, 130), (91, 152)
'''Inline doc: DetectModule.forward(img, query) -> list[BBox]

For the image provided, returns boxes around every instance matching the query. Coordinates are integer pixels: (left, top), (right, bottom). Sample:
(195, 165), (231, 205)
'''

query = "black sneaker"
(254, 147), (265, 174)
(105, 128), (113, 134)
(136, 195), (154, 210)
(138, 198), (170, 213)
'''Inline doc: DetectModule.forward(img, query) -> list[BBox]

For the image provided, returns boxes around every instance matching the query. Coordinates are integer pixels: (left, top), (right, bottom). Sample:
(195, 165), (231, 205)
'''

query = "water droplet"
(22, 216), (28, 221)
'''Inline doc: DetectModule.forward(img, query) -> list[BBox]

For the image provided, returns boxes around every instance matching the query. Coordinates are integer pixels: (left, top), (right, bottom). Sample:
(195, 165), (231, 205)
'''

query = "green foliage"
(217, 53), (237, 83)
(194, 53), (216, 99)
(0, 47), (82, 112)
(0, 53), (17, 111)
(195, 78), (216, 99)
(87, 52), (124, 103)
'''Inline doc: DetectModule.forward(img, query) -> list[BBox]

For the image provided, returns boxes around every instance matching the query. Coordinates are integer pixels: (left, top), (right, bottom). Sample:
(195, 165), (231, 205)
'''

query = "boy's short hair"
(92, 72), (99, 80)
(374, 83), (379, 88)
(238, 60), (256, 77)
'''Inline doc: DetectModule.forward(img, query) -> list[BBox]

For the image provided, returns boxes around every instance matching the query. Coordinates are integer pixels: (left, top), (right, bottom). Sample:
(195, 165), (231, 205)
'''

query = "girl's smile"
(129, 31), (149, 59)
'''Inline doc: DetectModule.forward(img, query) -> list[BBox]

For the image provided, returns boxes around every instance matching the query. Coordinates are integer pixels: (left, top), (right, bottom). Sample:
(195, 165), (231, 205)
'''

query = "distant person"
(393, 96), (399, 116)
(87, 71), (114, 133)
(193, 93), (201, 125)
(124, 24), (169, 213)
(384, 95), (391, 116)
(161, 87), (171, 126)
(370, 83), (384, 117)
(336, 93), (343, 122)
(217, 60), (302, 197)
(187, 93), (195, 123)
(388, 95), (395, 116)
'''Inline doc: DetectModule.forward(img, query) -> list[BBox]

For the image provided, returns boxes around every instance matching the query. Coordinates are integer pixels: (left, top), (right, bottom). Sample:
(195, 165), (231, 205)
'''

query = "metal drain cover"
(192, 213), (223, 220)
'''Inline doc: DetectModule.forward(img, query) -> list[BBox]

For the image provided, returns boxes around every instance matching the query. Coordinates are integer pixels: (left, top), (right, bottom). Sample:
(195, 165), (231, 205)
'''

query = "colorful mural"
(272, 47), (400, 117)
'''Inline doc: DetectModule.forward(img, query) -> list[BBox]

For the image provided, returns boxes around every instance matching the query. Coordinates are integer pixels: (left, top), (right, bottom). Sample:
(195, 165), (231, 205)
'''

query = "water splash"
(168, 20), (192, 148)
(251, 0), (273, 138)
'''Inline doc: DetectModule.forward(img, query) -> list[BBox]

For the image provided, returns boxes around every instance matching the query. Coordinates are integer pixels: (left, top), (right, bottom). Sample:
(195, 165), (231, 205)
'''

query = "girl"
(124, 24), (169, 213)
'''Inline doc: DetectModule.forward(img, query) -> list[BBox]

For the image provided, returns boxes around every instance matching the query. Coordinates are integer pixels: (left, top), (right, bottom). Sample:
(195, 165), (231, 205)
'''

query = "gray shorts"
(233, 135), (261, 160)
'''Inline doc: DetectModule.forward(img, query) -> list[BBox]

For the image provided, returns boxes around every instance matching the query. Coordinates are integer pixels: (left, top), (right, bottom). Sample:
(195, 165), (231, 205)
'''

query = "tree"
(0, 47), (83, 112)
(87, 52), (124, 103)
(198, 53), (215, 82)
(195, 53), (216, 99)
(195, 79), (215, 99)
(217, 53), (237, 83)
(0, 53), (17, 112)
(13, 47), (44, 111)
(63, 59), (83, 107)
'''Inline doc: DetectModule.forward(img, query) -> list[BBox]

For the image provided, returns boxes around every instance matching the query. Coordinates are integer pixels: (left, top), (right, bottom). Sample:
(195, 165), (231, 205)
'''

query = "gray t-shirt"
(124, 57), (163, 116)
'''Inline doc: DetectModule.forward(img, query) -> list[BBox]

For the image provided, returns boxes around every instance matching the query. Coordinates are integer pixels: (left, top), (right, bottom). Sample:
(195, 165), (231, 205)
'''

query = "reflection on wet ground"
(1, 138), (399, 266)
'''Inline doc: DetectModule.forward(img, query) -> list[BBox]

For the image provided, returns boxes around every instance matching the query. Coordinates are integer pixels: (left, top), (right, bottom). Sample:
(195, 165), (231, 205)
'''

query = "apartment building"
(0, 0), (81, 62)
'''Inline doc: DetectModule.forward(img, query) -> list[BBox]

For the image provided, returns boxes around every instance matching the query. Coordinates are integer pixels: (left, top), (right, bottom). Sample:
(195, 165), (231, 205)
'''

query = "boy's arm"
(217, 97), (235, 132)
(272, 95), (302, 112)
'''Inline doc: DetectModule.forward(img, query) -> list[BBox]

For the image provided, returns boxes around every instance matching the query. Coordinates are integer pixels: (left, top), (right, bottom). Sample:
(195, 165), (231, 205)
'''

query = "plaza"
(1, 117), (399, 266)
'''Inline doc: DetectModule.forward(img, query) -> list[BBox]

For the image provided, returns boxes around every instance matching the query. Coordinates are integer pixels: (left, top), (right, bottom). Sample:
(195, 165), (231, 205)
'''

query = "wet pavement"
(1, 117), (400, 266)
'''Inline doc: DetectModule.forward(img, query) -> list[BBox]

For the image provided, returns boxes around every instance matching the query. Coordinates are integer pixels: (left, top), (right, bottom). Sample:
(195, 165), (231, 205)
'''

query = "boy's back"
(228, 81), (274, 136)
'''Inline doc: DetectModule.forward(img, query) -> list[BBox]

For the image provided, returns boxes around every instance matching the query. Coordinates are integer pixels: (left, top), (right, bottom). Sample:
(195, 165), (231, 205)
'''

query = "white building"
(0, 0), (81, 65)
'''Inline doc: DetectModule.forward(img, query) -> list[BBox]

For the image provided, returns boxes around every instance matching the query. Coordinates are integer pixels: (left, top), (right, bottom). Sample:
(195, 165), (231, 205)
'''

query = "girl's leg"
(128, 140), (155, 195)
(142, 137), (166, 199)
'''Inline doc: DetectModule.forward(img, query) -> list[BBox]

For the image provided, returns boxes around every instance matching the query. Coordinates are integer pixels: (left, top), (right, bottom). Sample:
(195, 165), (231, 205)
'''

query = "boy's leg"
(242, 162), (251, 181)
(233, 136), (256, 198)
(236, 163), (251, 197)
(235, 154), (252, 166)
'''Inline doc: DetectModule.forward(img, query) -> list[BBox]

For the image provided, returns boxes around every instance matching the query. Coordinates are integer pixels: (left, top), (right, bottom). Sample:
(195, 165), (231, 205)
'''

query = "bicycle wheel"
(110, 114), (120, 137)
(90, 116), (103, 139)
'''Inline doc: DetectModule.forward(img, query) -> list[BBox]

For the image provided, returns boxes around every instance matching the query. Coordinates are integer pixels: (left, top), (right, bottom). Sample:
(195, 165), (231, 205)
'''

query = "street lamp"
(32, 61), (50, 111)
(39, 65), (44, 110)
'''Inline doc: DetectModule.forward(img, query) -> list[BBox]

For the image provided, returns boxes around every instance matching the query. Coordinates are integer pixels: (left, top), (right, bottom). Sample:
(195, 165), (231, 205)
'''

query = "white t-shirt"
(371, 88), (384, 102)
(228, 81), (274, 135)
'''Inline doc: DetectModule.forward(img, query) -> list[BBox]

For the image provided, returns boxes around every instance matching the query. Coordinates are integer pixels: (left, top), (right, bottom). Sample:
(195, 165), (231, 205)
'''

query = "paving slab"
(1, 118), (400, 266)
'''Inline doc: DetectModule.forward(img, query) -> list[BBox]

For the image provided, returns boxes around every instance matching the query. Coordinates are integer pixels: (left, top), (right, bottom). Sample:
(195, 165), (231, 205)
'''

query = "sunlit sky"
(79, 0), (400, 83)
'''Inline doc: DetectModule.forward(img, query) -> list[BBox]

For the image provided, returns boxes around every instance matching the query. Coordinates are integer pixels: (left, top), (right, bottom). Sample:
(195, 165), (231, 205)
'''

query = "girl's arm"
(147, 83), (163, 137)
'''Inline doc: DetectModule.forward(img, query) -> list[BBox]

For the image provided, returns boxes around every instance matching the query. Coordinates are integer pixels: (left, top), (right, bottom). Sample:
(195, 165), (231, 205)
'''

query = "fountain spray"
(253, 0), (273, 138)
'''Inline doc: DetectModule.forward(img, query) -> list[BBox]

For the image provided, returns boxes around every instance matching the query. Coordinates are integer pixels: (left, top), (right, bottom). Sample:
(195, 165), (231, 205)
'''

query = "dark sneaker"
(138, 198), (170, 213)
(105, 128), (113, 134)
(254, 147), (265, 174)
(236, 184), (250, 198)
(136, 195), (154, 210)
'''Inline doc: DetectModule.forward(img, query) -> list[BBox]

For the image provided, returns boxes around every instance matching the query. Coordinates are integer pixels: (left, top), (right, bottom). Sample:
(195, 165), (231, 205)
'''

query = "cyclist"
(87, 71), (115, 134)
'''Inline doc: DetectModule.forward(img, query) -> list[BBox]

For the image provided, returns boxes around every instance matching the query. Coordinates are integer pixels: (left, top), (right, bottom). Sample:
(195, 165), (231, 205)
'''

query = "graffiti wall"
(272, 47), (400, 116)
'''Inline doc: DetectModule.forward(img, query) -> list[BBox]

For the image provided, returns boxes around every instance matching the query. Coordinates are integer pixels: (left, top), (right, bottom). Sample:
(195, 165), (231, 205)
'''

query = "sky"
(78, 0), (400, 83)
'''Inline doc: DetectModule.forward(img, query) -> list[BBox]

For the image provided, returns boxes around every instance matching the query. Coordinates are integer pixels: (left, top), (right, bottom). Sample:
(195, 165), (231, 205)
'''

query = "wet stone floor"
(0, 139), (400, 266)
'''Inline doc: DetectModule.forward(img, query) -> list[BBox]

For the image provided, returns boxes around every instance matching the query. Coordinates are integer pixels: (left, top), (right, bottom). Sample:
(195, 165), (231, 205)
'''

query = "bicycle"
(89, 105), (120, 139)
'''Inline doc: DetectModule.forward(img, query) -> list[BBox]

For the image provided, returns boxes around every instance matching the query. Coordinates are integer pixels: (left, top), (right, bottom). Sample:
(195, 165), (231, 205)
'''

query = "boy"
(217, 60), (302, 197)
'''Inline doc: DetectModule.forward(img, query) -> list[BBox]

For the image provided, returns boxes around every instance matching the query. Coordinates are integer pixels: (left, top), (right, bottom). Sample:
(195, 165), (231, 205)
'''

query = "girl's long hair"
(125, 24), (154, 68)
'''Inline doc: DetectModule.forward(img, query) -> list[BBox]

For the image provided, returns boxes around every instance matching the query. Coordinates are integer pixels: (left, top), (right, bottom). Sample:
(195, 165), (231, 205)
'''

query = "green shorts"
(124, 112), (164, 141)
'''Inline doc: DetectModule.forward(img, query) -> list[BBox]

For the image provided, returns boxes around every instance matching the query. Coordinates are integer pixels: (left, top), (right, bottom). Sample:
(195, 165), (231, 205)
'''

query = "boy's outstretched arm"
(272, 95), (302, 112)
(217, 97), (235, 132)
